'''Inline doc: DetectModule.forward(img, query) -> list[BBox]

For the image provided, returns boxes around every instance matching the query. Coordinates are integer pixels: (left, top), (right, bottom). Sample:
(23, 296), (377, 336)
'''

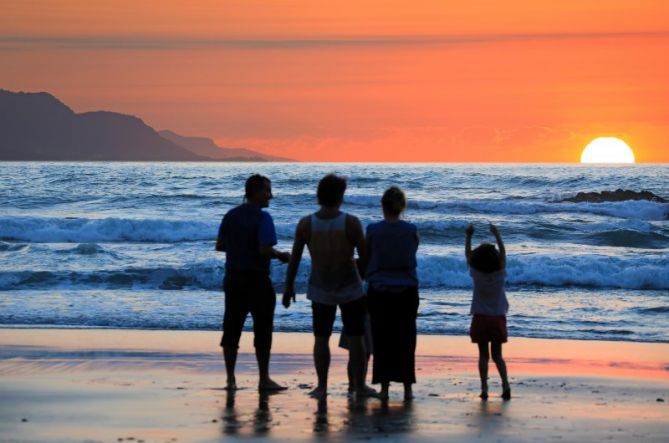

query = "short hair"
(317, 174), (347, 207)
(381, 186), (407, 216)
(470, 243), (502, 274)
(244, 174), (270, 199)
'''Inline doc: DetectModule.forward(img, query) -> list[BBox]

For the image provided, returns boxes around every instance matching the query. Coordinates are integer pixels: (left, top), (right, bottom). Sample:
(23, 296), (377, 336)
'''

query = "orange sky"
(1, 1), (668, 162)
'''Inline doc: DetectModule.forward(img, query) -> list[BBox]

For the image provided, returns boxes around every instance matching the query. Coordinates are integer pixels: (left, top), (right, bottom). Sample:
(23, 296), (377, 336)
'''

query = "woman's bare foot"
(479, 391), (489, 400)
(258, 378), (287, 392)
(362, 385), (378, 396)
(350, 384), (378, 396)
(309, 386), (328, 400)
(403, 384), (414, 401)
(356, 387), (380, 399)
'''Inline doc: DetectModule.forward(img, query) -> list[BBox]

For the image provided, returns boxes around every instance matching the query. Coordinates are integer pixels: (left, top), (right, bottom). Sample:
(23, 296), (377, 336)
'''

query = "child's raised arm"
(490, 223), (506, 269)
(465, 224), (474, 265)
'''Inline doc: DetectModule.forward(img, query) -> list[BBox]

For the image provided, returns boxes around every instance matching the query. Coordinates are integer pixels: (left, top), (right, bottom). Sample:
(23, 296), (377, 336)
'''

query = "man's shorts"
(220, 270), (276, 350)
(312, 296), (366, 338)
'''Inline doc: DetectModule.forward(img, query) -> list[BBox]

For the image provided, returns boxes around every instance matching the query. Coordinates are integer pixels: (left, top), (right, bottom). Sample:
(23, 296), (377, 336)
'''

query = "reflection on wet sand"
(350, 397), (415, 437)
(222, 390), (279, 437)
(309, 395), (416, 438)
(222, 389), (239, 435)
(473, 397), (509, 436)
(313, 398), (329, 436)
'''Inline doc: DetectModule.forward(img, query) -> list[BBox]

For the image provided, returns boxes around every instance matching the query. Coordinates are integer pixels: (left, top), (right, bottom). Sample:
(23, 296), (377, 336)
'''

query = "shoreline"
(1, 328), (668, 380)
(2, 323), (668, 345)
(1, 328), (668, 442)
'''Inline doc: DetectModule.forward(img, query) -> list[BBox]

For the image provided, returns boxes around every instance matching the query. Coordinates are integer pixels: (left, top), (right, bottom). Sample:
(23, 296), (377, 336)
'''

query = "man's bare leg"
(256, 347), (287, 391)
(310, 336), (330, 399)
(223, 347), (238, 390)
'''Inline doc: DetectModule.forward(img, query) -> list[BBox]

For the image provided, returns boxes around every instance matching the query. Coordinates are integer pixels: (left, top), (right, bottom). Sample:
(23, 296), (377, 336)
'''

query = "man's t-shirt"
(217, 203), (277, 274)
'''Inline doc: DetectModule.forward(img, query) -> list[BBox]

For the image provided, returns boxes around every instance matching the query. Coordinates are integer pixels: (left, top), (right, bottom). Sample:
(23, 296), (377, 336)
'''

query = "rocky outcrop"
(559, 189), (667, 204)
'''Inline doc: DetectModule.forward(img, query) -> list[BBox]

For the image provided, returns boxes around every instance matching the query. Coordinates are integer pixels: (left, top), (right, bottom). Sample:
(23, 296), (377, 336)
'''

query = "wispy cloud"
(1, 32), (668, 51)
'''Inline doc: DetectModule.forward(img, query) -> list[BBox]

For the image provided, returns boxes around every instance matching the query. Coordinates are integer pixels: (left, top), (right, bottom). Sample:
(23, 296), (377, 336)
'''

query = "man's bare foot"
(224, 379), (238, 391)
(308, 386), (328, 400)
(258, 378), (287, 392)
(479, 391), (489, 400)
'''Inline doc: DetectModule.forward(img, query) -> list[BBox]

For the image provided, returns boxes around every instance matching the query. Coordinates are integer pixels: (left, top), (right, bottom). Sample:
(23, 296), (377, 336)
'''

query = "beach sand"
(0, 328), (667, 442)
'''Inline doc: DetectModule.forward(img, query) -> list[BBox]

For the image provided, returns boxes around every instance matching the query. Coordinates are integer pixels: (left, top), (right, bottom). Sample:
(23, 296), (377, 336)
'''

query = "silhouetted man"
(283, 174), (370, 399)
(216, 174), (290, 391)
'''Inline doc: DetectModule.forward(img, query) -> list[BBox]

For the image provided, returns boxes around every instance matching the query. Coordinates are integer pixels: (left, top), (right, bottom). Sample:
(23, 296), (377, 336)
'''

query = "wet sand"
(0, 328), (668, 442)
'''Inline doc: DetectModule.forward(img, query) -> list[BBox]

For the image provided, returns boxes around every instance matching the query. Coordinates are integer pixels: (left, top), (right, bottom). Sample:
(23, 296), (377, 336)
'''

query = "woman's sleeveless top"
(365, 220), (418, 290)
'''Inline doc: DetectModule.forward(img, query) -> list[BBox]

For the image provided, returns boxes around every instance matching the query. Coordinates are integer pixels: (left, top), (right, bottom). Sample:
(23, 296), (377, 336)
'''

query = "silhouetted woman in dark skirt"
(366, 186), (419, 400)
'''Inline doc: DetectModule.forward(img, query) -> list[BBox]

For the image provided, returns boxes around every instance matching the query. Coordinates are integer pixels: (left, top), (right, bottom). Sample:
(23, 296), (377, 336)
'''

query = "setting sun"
(580, 137), (635, 164)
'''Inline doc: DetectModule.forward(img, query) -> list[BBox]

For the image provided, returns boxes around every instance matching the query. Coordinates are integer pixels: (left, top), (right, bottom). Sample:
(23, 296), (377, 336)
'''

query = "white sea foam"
(1, 253), (667, 291)
(415, 253), (669, 290)
(0, 216), (219, 243)
(344, 195), (668, 220)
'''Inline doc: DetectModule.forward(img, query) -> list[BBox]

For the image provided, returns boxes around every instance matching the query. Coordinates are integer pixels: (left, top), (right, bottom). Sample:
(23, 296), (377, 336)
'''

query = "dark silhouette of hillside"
(0, 90), (207, 161)
(158, 130), (292, 162)
(0, 90), (291, 162)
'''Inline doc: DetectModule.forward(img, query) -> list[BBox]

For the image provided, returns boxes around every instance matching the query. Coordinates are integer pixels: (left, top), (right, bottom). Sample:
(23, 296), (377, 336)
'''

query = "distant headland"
(0, 89), (292, 162)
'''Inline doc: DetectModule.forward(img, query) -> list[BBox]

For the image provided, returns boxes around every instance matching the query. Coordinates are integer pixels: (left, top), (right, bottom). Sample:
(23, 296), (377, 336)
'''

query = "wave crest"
(1, 253), (667, 291)
(0, 216), (219, 243)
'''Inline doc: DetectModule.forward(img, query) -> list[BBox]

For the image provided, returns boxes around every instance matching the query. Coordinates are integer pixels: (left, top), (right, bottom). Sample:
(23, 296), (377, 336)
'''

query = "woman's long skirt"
(368, 286), (419, 384)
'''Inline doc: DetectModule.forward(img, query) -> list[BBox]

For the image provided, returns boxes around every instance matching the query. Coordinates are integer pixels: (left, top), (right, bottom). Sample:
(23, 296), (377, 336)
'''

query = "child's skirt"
(469, 314), (508, 343)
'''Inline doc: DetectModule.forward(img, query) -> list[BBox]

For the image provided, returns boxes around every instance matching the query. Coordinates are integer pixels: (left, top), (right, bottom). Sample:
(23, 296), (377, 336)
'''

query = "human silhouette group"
(216, 173), (510, 402)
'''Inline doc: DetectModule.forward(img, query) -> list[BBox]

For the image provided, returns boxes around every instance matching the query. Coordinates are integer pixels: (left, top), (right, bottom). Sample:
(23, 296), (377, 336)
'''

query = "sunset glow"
(1, 1), (668, 162)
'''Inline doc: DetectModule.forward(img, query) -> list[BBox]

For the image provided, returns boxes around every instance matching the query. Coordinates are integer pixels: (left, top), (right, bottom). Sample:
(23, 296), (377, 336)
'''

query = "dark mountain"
(158, 130), (292, 162)
(0, 89), (206, 161)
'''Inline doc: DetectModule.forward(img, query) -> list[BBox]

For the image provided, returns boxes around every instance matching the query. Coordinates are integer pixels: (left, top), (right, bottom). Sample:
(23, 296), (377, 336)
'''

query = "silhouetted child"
(338, 317), (375, 395)
(465, 223), (511, 400)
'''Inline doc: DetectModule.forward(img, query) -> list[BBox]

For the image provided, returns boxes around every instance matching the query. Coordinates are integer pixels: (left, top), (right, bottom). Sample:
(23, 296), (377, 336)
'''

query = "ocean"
(1, 162), (667, 342)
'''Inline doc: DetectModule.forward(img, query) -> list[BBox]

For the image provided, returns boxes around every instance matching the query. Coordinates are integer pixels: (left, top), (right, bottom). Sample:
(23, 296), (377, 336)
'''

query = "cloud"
(1, 31), (668, 51)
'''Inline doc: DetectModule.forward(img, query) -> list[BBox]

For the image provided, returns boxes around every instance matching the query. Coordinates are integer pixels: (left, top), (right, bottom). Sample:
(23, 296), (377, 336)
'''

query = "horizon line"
(1, 31), (668, 50)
